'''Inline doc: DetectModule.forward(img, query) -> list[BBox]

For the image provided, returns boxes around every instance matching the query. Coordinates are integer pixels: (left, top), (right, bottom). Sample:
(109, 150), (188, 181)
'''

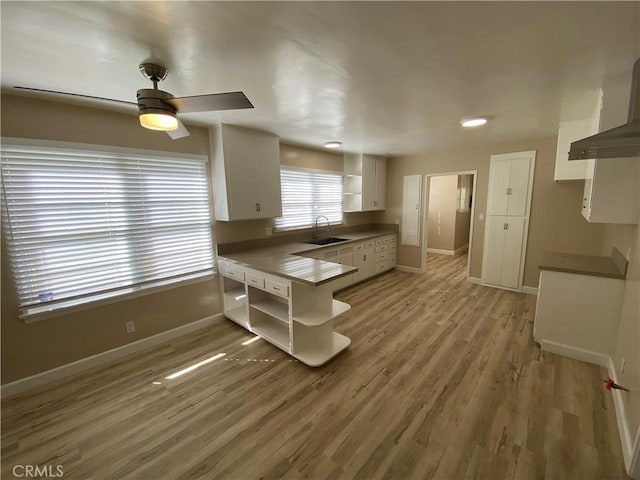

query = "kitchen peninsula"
(217, 228), (397, 366)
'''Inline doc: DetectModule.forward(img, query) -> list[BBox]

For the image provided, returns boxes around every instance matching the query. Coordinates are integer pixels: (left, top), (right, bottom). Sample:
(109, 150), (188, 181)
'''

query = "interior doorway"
(421, 170), (478, 280)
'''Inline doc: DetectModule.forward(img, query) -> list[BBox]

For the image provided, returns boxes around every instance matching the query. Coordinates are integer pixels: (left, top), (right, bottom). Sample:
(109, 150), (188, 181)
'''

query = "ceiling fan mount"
(139, 63), (168, 84)
(14, 61), (255, 140)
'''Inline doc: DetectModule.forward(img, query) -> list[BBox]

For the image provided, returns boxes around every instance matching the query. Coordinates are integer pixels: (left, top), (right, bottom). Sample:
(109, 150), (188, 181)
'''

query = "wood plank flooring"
(1, 253), (629, 479)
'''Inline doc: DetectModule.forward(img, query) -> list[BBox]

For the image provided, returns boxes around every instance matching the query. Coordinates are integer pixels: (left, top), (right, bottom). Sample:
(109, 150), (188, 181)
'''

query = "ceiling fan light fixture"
(460, 117), (489, 128)
(139, 112), (179, 131)
(324, 141), (342, 149)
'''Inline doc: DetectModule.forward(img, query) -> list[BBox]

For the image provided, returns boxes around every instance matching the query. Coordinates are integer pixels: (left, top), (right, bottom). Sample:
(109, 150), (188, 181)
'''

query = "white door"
(487, 159), (511, 215)
(401, 175), (422, 246)
(362, 155), (376, 211)
(501, 217), (526, 288)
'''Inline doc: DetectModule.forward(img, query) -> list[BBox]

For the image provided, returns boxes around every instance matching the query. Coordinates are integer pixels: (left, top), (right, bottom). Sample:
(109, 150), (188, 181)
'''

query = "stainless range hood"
(569, 58), (640, 160)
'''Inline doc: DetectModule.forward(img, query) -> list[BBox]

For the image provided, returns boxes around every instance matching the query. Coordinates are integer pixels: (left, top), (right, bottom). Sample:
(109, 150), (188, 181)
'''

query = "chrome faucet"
(313, 215), (330, 241)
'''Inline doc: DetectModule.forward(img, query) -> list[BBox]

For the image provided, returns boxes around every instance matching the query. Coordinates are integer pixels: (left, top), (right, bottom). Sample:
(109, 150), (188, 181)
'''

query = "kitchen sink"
(305, 237), (349, 245)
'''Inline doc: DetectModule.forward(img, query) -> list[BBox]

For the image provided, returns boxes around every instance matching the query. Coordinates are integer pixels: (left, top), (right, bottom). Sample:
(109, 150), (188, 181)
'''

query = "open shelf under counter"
(251, 320), (290, 352)
(225, 305), (248, 327)
(292, 332), (351, 367)
(223, 287), (247, 303)
(250, 300), (289, 325)
(292, 299), (351, 327)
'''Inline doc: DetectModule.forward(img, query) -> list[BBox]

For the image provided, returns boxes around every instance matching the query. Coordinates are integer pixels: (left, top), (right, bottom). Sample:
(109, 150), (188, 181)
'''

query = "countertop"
(539, 249), (627, 280)
(219, 229), (395, 286)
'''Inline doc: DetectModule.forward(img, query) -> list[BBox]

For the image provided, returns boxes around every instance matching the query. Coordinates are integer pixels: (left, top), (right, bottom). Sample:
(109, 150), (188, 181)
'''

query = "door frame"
(481, 150), (536, 292)
(421, 170), (478, 281)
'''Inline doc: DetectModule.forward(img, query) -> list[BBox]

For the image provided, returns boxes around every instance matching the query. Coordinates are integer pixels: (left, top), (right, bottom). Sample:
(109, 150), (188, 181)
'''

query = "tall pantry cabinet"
(481, 151), (536, 290)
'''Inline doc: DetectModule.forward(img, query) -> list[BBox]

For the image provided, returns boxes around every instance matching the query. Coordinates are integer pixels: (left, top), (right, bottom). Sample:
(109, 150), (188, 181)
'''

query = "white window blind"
(1, 142), (214, 318)
(275, 167), (344, 231)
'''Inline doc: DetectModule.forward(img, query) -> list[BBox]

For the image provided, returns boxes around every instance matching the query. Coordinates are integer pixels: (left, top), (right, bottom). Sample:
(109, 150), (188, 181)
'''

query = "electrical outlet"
(126, 321), (136, 334)
(479, 213), (485, 221)
(264, 227), (272, 236)
(620, 357), (626, 375)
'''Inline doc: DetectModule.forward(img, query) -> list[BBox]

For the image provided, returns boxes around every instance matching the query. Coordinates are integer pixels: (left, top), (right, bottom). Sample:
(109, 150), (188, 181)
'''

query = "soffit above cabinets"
(1, 2), (639, 156)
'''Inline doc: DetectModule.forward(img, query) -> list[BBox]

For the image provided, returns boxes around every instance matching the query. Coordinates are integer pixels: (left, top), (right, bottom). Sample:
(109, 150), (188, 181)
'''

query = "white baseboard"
(538, 339), (610, 367)
(395, 265), (424, 274)
(454, 244), (469, 257)
(1, 313), (224, 398)
(522, 285), (539, 296)
(467, 276), (483, 285)
(608, 357), (635, 475)
(426, 248), (455, 256)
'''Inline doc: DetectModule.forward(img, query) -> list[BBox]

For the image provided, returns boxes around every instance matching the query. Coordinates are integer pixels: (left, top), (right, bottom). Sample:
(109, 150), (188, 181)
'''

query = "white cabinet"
(218, 258), (351, 367)
(482, 216), (526, 289)
(211, 124), (282, 221)
(343, 153), (387, 211)
(581, 157), (639, 224)
(554, 90), (602, 181)
(352, 241), (375, 284)
(534, 269), (624, 364)
(486, 154), (533, 216)
(482, 151), (536, 291)
(401, 175), (422, 246)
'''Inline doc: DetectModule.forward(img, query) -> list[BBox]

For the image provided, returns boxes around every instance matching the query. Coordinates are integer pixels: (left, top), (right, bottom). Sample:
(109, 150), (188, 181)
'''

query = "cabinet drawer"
(375, 244), (388, 253)
(375, 261), (388, 272)
(265, 280), (289, 298)
(389, 256), (396, 267)
(390, 243), (397, 252)
(245, 273), (265, 289)
(220, 262), (245, 281)
(389, 235), (397, 244)
(383, 237), (390, 244)
(364, 240), (374, 249)
(375, 238), (384, 246)
(353, 242), (364, 252)
(375, 251), (388, 263)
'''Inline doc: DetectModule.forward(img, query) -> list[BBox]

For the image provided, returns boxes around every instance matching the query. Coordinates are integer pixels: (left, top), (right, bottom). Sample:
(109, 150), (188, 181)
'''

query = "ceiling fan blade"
(166, 91), (253, 113)
(166, 118), (190, 140)
(13, 86), (137, 106)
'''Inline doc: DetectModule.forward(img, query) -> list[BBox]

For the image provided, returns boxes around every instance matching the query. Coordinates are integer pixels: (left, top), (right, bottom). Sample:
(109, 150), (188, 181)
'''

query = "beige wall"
(0, 94), (378, 383)
(603, 221), (640, 445)
(384, 136), (606, 286)
(1, 93), (220, 383)
(427, 175), (458, 251)
(455, 210), (472, 250)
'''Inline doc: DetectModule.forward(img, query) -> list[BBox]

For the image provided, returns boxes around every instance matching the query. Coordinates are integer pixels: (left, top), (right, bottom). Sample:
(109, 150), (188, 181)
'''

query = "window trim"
(1, 137), (214, 322)
(274, 165), (345, 232)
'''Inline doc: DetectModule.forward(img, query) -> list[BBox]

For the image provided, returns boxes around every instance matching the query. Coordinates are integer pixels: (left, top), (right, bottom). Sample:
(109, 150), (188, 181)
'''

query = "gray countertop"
(219, 230), (395, 286)
(539, 249), (627, 280)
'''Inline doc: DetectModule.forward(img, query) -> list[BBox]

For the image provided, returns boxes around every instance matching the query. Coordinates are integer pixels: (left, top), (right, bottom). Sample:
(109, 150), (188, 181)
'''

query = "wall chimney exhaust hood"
(569, 58), (640, 160)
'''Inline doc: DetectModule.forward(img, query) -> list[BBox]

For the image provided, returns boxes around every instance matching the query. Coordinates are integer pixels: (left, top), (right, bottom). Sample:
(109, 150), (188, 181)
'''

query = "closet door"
(487, 159), (511, 215)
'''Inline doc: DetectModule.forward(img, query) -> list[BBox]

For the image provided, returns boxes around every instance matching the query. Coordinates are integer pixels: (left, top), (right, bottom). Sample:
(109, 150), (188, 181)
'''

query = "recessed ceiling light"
(461, 117), (489, 128)
(323, 141), (342, 149)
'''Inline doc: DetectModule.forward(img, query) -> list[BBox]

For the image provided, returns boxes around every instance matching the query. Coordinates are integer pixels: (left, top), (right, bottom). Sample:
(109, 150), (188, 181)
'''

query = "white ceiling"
(1, 1), (639, 156)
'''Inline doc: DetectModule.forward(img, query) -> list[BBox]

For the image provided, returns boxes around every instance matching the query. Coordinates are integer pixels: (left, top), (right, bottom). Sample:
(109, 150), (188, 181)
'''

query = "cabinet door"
(487, 159), (511, 215)
(482, 216), (507, 286)
(221, 125), (281, 220)
(506, 156), (532, 216)
(501, 217), (526, 289)
(374, 157), (386, 210)
(361, 155), (376, 211)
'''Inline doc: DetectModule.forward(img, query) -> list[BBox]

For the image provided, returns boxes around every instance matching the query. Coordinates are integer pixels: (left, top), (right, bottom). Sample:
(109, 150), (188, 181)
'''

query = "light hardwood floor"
(1, 253), (629, 479)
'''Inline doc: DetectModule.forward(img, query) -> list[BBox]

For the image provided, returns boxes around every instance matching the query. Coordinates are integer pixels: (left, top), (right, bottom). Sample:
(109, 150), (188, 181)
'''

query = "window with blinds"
(1, 141), (214, 319)
(274, 167), (344, 231)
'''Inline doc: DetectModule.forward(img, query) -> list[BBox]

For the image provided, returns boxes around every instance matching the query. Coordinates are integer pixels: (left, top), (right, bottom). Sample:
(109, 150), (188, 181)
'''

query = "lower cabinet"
(218, 259), (351, 367)
(481, 216), (526, 290)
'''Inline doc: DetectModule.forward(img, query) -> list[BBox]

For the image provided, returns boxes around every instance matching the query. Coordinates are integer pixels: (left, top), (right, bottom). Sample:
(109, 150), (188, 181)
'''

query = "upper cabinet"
(554, 89), (602, 181)
(343, 153), (387, 212)
(582, 158), (638, 224)
(211, 124), (282, 221)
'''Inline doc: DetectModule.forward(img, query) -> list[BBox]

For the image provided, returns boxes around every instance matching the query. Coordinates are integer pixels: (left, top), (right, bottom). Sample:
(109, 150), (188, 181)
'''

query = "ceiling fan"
(14, 63), (254, 140)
